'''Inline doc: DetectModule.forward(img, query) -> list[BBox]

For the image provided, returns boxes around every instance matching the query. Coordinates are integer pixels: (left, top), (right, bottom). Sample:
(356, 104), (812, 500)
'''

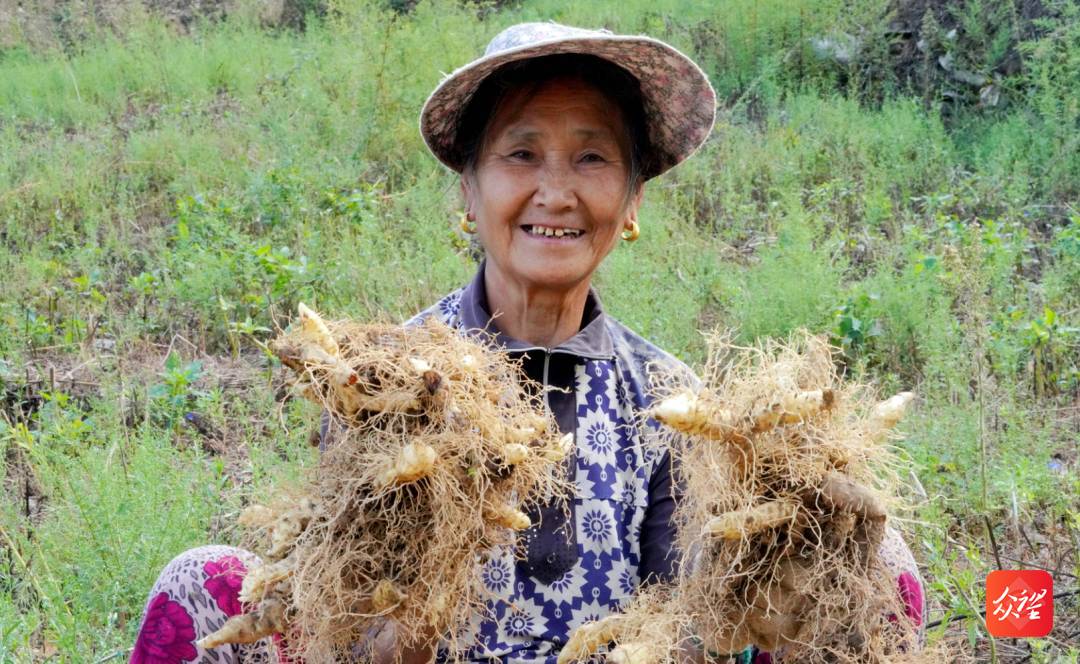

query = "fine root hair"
(201, 305), (572, 660)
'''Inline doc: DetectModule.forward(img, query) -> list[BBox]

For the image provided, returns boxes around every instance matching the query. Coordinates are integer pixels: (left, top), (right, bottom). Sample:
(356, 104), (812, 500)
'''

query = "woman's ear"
(624, 180), (645, 224)
(460, 172), (476, 218)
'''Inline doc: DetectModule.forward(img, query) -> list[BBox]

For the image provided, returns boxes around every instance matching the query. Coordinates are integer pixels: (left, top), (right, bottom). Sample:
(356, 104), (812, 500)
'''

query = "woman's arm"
(638, 449), (681, 584)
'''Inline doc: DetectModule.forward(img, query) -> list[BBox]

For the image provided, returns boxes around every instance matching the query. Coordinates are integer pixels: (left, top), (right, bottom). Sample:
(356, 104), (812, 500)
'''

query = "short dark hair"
(456, 53), (652, 198)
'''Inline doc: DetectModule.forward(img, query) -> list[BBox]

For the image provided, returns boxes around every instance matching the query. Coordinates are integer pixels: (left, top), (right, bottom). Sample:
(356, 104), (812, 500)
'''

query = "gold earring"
(459, 211), (476, 235)
(621, 220), (640, 242)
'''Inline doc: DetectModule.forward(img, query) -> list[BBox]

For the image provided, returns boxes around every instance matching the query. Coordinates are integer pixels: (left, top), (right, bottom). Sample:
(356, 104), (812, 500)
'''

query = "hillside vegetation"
(0, 0), (1077, 661)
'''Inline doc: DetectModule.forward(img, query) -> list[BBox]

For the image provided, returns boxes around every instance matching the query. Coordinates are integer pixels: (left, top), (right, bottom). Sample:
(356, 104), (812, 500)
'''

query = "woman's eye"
(508, 150), (533, 160)
(581, 153), (606, 163)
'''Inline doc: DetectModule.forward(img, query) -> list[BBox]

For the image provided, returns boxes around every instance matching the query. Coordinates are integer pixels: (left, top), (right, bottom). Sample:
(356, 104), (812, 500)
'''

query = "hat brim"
(420, 33), (716, 180)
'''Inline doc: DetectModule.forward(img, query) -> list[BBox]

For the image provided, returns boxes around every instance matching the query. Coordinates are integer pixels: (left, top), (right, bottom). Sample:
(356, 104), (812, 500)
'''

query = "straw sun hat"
(420, 22), (717, 180)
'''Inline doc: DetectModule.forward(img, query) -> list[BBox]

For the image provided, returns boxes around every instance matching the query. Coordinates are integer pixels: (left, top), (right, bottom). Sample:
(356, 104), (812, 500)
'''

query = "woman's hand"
(702, 473), (891, 656)
(371, 619), (438, 664)
(702, 554), (811, 654)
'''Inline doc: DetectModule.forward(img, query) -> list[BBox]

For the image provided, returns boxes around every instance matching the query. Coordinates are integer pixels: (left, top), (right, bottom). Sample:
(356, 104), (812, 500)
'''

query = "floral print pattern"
(130, 593), (197, 664)
(131, 545), (278, 664)
(203, 555), (248, 617)
(898, 571), (925, 626)
(616, 567), (638, 597)
(503, 608), (538, 638)
(482, 556), (514, 594)
(583, 418), (615, 456)
(581, 509), (612, 543)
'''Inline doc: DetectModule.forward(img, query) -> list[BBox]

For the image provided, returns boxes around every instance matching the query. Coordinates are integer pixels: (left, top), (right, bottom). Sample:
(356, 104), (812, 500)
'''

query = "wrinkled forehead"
(480, 76), (630, 149)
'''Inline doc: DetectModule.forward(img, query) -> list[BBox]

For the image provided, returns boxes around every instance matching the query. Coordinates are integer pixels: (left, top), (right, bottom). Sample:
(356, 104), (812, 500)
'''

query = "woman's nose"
(532, 160), (577, 211)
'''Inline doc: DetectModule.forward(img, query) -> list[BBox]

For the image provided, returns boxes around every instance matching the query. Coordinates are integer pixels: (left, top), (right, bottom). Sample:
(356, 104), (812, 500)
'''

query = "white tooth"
(545, 228), (554, 237)
(554, 229), (564, 237)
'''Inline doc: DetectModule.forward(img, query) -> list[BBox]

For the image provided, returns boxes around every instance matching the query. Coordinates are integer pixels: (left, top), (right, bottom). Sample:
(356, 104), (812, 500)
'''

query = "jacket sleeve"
(636, 355), (699, 586)
(637, 448), (681, 585)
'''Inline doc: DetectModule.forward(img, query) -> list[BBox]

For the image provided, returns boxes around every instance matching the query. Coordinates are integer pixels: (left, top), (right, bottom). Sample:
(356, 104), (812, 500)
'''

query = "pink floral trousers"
(130, 545), (280, 664)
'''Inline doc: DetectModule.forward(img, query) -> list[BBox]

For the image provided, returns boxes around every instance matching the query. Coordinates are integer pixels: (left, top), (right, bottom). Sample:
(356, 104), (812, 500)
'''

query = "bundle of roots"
(199, 304), (572, 660)
(562, 331), (925, 664)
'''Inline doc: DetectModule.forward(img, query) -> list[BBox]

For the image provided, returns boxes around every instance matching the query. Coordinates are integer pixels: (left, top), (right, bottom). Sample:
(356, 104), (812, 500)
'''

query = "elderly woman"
(130, 22), (924, 664)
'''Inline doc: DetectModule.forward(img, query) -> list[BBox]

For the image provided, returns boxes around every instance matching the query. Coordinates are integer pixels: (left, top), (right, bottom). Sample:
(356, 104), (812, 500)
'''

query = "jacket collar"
(457, 261), (615, 360)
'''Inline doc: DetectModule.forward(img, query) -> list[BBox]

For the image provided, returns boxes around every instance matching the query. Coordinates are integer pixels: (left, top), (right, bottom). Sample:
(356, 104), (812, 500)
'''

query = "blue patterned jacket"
(408, 263), (696, 663)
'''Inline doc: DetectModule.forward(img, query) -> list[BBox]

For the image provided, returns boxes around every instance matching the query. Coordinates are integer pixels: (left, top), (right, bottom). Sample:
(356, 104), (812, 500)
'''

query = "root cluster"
(563, 331), (926, 664)
(199, 304), (571, 660)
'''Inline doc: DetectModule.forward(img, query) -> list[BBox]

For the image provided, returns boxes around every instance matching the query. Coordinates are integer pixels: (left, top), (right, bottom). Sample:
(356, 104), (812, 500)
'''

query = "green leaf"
(1042, 307), (1056, 327)
(184, 361), (203, 380)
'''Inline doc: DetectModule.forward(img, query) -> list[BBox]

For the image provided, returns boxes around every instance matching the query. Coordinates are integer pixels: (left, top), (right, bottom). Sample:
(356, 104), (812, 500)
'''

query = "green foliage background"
(0, 0), (1077, 660)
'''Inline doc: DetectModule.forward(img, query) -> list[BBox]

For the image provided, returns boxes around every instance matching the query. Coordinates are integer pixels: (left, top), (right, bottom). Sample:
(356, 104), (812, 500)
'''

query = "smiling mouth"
(521, 224), (584, 238)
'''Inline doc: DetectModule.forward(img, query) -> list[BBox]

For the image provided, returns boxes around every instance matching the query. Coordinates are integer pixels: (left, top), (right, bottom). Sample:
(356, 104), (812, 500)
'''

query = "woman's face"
(462, 77), (643, 295)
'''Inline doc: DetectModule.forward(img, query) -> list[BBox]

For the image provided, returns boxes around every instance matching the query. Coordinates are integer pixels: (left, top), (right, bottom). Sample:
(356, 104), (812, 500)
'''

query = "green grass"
(0, 0), (1078, 661)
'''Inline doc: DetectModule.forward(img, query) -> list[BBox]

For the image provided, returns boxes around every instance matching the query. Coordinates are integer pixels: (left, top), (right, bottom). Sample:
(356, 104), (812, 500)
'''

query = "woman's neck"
(482, 263), (590, 349)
